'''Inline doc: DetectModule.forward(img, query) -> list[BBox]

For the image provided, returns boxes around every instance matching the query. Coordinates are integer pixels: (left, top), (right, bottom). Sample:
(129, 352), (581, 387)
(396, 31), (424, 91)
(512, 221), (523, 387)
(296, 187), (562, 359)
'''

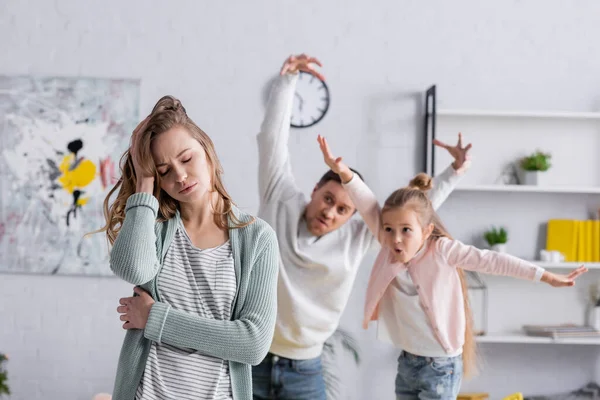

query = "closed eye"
(158, 156), (191, 176)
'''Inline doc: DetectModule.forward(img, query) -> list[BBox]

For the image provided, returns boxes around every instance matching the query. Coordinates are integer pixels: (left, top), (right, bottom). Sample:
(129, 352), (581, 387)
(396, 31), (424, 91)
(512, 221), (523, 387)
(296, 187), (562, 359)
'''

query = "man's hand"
(280, 54), (325, 81)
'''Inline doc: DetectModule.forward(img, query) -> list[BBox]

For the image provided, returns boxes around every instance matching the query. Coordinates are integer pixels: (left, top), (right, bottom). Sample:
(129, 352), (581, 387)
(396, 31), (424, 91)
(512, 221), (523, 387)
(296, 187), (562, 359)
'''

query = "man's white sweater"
(256, 73), (462, 360)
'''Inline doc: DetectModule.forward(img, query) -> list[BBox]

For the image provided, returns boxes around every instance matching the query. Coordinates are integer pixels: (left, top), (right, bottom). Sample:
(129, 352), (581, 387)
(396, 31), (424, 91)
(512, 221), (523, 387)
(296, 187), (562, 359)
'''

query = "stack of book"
(523, 324), (600, 338)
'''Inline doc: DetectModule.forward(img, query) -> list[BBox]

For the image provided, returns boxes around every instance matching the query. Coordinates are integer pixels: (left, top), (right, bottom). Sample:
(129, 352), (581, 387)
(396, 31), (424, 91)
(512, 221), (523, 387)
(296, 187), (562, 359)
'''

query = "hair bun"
(151, 95), (186, 115)
(408, 173), (433, 191)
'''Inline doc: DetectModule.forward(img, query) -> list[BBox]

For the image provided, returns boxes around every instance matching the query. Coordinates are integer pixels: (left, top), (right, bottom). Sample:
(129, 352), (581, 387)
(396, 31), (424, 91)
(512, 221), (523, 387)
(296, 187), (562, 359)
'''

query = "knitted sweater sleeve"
(109, 192), (161, 285)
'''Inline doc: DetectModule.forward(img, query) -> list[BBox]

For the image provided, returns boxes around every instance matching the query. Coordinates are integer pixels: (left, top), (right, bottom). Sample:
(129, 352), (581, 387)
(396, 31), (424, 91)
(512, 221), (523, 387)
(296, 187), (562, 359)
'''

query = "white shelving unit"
(436, 109), (600, 120)
(455, 184), (600, 194)
(476, 334), (600, 345)
(532, 261), (600, 270)
(424, 85), (600, 331)
(424, 86), (600, 396)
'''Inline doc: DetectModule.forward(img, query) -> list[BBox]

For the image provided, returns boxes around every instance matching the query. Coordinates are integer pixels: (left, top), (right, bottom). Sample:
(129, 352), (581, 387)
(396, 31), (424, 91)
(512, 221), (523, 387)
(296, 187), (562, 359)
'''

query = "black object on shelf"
(424, 85), (437, 176)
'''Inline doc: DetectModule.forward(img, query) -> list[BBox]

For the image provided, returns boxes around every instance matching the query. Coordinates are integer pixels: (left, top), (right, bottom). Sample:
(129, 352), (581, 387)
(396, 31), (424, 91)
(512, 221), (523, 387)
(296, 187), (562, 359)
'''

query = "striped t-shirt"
(136, 220), (237, 400)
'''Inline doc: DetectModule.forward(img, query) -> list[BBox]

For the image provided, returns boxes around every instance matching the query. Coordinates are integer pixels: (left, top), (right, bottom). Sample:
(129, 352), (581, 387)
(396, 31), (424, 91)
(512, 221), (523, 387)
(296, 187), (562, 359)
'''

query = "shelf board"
(435, 109), (600, 120)
(454, 184), (600, 194)
(476, 333), (600, 345)
(532, 261), (600, 269)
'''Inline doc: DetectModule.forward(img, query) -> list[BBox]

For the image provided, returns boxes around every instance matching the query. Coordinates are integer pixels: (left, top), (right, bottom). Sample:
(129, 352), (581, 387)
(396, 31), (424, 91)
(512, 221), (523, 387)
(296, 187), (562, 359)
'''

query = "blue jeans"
(252, 353), (326, 400)
(395, 351), (463, 400)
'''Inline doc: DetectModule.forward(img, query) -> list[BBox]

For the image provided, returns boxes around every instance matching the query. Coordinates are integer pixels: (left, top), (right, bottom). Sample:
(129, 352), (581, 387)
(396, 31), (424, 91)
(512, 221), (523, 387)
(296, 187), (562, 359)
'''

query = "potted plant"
(0, 353), (9, 398)
(518, 150), (552, 185)
(484, 226), (508, 253)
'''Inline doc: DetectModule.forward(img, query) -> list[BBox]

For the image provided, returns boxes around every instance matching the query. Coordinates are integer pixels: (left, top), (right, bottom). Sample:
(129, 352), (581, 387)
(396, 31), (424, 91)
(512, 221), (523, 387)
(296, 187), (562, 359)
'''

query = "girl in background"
(317, 135), (587, 399)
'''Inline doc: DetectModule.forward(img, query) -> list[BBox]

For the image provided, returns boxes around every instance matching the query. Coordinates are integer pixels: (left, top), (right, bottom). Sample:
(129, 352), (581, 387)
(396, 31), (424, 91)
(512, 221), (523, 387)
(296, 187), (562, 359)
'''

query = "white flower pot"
(587, 306), (600, 331)
(520, 170), (547, 186)
(491, 243), (507, 253)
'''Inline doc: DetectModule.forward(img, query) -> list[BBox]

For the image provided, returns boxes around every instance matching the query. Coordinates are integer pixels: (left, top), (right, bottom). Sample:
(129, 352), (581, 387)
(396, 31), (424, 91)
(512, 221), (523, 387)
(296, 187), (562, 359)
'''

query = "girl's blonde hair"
(382, 173), (478, 378)
(99, 95), (252, 245)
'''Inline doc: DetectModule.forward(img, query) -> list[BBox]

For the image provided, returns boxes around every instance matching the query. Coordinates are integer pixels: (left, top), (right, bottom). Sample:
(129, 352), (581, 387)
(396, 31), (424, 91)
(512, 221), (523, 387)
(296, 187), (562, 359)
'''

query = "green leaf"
(483, 226), (508, 246)
(520, 150), (552, 171)
(0, 353), (10, 396)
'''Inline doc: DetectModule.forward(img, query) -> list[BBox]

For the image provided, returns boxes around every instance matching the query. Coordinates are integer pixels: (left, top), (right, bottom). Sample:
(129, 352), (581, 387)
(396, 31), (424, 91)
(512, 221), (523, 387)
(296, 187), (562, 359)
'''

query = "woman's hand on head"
(280, 54), (325, 81)
(317, 135), (353, 183)
(117, 287), (155, 330)
(130, 117), (150, 176)
(130, 117), (155, 192)
(541, 265), (588, 287)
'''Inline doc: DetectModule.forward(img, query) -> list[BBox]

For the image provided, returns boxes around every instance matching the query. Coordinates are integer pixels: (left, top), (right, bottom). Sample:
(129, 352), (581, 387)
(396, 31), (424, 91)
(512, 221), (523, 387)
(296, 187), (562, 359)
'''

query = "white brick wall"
(1, 274), (129, 399)
(2, 0), (600, 399)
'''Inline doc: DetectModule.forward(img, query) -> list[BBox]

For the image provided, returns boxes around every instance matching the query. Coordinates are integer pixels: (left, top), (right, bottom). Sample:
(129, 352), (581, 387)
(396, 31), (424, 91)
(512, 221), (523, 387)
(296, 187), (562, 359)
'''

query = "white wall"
(2, 0), (600, 399)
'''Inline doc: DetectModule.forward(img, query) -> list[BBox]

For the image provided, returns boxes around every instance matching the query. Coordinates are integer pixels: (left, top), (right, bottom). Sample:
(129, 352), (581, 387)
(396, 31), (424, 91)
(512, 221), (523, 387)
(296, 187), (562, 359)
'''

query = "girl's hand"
(433, 132), (472, 170)
(541, 265), (588, 287)
(317, 135), (353, 183)
(280, 54), (325, 81)
(117, 287), (155, 330)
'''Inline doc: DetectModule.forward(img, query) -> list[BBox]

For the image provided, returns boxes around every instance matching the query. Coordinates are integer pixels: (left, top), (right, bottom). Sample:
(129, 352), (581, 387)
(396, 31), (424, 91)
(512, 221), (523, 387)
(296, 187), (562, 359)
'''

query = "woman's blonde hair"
(99, 95), (252, 245)
(382, 173), (479, 378)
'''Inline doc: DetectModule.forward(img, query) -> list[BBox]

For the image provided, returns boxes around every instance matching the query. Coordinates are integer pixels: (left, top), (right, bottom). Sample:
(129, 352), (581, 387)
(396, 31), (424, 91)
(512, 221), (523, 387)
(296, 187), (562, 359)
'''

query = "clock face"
(290, 71), (330, 128)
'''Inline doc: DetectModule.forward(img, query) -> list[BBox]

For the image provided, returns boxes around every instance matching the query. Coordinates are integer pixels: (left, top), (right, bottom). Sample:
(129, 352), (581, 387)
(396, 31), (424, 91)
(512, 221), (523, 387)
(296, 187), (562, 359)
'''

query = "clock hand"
(295, 92), (304, 112)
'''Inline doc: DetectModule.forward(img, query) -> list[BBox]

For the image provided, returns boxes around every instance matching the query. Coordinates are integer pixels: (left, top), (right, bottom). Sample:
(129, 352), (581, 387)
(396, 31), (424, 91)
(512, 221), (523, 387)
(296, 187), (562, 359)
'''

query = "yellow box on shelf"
(593, 220), (600, 262)
(546, 219), (578, 262)
(547, 219), (600, 262)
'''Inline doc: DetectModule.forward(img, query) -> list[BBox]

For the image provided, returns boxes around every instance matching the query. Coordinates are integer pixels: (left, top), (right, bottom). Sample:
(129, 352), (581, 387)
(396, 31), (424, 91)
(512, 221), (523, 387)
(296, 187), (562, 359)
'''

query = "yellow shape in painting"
(58, 154), (97, 194)
(77, 197), (90, 207)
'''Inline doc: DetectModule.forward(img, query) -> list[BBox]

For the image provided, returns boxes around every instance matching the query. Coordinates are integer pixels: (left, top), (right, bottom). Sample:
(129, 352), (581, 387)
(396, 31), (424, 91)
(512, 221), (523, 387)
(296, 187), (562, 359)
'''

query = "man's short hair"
(316, 168), (364, 189)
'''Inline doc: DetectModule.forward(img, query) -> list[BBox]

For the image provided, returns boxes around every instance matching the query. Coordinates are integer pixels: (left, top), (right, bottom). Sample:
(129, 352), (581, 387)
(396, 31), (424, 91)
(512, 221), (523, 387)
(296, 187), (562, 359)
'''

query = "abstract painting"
(0, 76), (140, 275)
